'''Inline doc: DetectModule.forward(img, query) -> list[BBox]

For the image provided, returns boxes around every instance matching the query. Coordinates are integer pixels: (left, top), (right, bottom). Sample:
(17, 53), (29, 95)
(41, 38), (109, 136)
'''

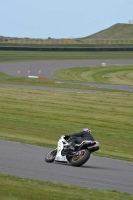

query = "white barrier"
(28, 76), (38, 78)
(101, 63), (106, 66)
(28, 75), (46, 79)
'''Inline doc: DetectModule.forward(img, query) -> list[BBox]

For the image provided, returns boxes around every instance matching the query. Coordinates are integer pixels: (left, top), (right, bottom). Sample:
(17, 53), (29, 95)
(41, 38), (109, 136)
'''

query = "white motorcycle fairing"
(45, 135), (100, 167)
(54, 135), (69, 163)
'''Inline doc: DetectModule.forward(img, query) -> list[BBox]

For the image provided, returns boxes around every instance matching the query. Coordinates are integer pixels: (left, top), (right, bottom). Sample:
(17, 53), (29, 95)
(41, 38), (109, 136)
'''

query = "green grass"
(0, 174), (133, 200)
(0, 51), (133, 63)
(54, 65), (133, 85)
(0, 85), (133, 161)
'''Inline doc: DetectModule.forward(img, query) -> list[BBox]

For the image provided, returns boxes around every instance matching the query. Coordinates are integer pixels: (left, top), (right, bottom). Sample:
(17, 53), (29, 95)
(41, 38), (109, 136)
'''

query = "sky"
(0, 0), (133, 39)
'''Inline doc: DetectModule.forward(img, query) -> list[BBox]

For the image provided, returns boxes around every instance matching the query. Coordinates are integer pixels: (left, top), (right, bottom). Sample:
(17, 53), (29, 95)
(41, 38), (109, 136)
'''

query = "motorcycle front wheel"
(45, 149), (57, 163)
(70, 149), (90, 167)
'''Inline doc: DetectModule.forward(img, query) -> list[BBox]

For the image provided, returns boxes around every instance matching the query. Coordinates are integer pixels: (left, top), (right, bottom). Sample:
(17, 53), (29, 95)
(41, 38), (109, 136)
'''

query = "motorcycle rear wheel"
(45, 149), (57, 163)
(70, 149), (90, 167)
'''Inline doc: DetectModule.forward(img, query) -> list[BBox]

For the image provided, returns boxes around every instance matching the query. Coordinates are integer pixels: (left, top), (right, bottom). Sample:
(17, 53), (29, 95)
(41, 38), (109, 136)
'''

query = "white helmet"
(82, 128), (91, 132)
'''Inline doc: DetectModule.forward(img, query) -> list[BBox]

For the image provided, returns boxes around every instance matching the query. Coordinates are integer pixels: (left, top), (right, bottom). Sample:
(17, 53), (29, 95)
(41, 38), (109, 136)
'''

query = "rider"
(64, 128), (95, 150)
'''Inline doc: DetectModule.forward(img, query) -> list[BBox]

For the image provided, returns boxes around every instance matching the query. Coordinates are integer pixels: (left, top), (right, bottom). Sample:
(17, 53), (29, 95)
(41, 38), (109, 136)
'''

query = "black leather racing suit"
(68, 130), (95, 147)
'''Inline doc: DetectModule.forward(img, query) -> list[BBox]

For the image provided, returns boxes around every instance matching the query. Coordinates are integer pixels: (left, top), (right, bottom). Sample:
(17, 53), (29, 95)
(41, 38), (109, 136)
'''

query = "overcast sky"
(0, 0), (133, 39)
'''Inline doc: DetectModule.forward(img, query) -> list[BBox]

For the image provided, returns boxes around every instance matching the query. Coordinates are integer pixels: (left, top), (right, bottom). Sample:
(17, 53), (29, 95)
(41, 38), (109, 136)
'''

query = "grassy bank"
(1, 174), (133, 200)
(0, 72), (108, 91)
(0, 86), (133, 161)
(54, 65), (133, 85)
(1, 43), (133, 47)
(0, 71), (124, 92)
(0, 51), (133, 63)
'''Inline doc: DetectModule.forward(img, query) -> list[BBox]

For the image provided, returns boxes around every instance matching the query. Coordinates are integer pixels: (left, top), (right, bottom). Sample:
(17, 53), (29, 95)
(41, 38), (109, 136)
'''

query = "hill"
(0, 23), (133, 46)
(82, 23), (133, 40)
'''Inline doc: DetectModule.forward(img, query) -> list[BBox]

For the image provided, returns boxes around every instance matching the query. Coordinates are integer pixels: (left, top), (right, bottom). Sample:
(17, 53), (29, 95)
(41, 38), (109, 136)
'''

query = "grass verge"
(54, 65), (133, 85)
(0, 174), (133, 200)
(0, 71), (121, 92)
(0, 51), (133, 62)
(1, 43), (133, 47)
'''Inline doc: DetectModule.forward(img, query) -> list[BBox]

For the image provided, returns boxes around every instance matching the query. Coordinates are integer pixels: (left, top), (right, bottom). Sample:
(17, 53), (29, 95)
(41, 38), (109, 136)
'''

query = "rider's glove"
(64, 134), (70, 140)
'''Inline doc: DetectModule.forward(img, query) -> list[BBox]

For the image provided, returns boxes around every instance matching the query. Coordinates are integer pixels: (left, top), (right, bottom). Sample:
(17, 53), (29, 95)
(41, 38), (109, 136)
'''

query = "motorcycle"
(45, 135), (100, 167)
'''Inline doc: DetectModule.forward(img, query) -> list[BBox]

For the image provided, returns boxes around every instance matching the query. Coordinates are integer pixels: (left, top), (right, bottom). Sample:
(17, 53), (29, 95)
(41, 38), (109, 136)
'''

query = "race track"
(1, 59), (133, 91)
(0, 59), (133, 195)
(1, 59), (133, 79)
(0, 140), (133, 195)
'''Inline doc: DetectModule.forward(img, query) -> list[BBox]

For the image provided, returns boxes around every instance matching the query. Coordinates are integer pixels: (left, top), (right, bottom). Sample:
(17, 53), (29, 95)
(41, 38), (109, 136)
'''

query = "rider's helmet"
(82, 127), (91, 133)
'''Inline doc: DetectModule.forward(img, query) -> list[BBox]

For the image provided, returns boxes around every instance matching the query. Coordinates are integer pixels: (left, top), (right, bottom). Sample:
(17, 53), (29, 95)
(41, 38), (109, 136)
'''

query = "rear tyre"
(70, 149), (90, 167)
(45, 149), (57, 163)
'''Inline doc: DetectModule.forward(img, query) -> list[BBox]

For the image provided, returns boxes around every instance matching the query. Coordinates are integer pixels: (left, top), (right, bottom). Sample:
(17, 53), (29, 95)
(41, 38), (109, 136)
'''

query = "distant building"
(129, 20), (133, 24)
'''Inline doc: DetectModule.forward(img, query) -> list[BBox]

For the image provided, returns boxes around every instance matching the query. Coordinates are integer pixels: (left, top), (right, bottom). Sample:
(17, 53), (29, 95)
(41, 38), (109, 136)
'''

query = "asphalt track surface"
(0, 59), (133, 195)
(0, 140), (133, 195)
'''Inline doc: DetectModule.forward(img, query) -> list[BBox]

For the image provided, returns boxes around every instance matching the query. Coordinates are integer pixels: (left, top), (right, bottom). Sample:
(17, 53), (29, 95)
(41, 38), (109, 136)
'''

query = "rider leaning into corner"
(64, 128), (95, 150)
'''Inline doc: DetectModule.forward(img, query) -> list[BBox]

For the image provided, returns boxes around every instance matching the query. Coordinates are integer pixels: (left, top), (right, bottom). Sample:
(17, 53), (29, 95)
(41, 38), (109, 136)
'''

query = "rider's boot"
(64, 142), (75, 151)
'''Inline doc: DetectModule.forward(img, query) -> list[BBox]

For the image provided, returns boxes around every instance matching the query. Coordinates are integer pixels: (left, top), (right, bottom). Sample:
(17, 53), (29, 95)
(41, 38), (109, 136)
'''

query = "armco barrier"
(0, 46), (133, 51)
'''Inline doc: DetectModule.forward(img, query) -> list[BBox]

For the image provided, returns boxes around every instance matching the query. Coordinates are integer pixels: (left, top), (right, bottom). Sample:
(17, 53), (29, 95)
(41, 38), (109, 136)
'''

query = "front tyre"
(70, 149), (90, 167)
(45, 149), (57, 163)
